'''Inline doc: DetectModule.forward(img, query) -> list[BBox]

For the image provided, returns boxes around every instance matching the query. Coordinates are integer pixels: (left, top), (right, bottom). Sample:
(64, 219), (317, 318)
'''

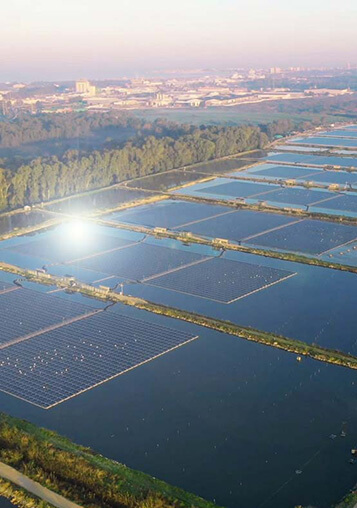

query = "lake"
(0, 143), (356, 508)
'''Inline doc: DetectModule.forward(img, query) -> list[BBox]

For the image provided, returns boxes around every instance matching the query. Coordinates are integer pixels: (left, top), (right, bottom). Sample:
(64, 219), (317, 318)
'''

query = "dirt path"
(0, 461), (83, 508)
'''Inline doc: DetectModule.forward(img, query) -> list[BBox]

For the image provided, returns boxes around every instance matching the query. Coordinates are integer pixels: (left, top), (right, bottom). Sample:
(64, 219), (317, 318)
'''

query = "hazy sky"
(1, 0), (356, 81)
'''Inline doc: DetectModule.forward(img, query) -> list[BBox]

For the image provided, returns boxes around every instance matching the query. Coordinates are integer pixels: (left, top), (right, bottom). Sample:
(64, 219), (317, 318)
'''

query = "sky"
(0, 0), (356, 81)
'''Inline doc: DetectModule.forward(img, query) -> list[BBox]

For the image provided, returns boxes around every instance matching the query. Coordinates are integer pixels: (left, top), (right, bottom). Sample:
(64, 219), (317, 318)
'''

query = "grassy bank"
(0, 477), (54, 508)
(0, 219), (60, 242)
(170, 193), (357, 225)
(334, 490), (357, 508)
(96, 217), (357, 275)
(1, 261), (357, 371)
(0, 413), (220, 508)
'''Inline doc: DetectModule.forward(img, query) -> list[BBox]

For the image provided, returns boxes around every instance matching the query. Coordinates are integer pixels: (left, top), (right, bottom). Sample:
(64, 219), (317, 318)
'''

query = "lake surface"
(0, 498), (15, 508)
(43, 187), (149, 215)
(0, 289), (356, 508)
(0, 211), (51, 236)
(0, 142), (357, 508)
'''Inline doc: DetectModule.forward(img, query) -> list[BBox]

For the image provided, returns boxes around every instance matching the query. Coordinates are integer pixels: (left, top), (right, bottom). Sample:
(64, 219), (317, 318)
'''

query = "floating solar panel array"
(195, 180), (277, 198)
(236, 164), (320, 180)
(0, 310), (197, 408)
(314, 194), (357, 214)
(0, 288), (94, 347)
(75, 243), (208, 281)
(235, 164), (357, 188)
(275, 145), (327, 153)
(265, 153), (357, 169)
(146, 257), (295, 303)
(7, 232), (136, 264)
(307, 171), (357, 187)
(319, 129), (357, 138)
(246, 220), (357, 256)
(256, 187), (335, 207)
(106, 200), (231, 229)
(176, 176), (356, 210)
(291, 137), (357, 148)
(176, 209), (296, 241)
(0, 281), (18, 294)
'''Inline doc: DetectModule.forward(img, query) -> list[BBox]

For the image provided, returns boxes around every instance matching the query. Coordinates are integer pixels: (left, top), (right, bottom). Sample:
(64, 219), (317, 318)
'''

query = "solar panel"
(75, 243), (208, 281)
(0, 280), (17, 294)
(265, 153), (357, 169)
(247, 220), (357, 255)
(244, 164), (320, 179)
(0, 311), (197, 408)
(291, 137), (357, 148)
(8, 233), (136, 264)
(319, 129), (357, 138)
(316, 194), (357, 213)
(258, 187), (338, 206)
(146, 257), (295, 303)
(0, 288), (94, 347)
(304, 171), (357, 186)
(195, 180), (277, 198)
(176, 209), (296, 241)
(106, 200), (231, 229)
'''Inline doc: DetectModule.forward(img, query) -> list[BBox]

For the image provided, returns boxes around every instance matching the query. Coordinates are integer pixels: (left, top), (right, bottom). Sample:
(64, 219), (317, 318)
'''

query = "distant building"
(75, 79), (96, 96)
(304, 88), (352, 96)
(150, 92), (173, 107)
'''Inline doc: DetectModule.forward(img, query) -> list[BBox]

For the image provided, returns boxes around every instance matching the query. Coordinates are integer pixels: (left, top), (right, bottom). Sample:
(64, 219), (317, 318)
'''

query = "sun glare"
(61, 220), (91, 245)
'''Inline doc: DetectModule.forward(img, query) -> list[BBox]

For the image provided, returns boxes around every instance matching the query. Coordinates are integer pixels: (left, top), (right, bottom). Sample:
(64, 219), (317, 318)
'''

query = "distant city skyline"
(0, 0), (356, 81)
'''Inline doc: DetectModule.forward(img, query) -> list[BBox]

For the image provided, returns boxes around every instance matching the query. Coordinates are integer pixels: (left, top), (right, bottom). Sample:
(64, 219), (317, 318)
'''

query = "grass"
(0, 413), (220, 508)
(96, 216), (357, 275)
(1, 260), (357, 372)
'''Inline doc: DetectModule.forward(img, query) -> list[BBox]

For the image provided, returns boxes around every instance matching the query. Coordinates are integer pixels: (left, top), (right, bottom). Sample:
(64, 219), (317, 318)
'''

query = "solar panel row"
(0, 288), (94, 346)
(7, 232), (136, 264)
(0, 311), (196, 408)
(246, 220), (357, 255)
(75, 243), (207, 282)
(147, 257), (295, 303)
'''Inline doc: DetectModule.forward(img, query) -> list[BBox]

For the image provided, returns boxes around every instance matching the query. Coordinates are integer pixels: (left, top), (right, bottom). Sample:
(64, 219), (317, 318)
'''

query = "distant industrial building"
(75, 79), (96, 96)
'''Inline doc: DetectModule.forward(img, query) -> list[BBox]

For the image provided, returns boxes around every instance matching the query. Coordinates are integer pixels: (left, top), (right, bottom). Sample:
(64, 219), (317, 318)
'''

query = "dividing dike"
(1, 261), (357, 372)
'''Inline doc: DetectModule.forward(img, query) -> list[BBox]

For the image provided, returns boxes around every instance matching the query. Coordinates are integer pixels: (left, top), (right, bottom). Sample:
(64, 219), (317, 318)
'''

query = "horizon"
(1, 0), (356, 81)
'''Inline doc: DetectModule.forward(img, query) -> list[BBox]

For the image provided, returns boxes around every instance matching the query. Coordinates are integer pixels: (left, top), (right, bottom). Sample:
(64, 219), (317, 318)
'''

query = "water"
(0, 498), (15, 508)
(319, 129), (357, 139)
(266, 152), (357, 169)
(275, 145), (327, 153)
(126, 170), (208, 190)
(0, 299), (356, 508)
(0, 211), (50, 236)
(2, 227), (356, 355)
(291, 137), (357, 148)
(44, 187), (148, 215)
(0, 144), (357, 508)
(234, 163), (357, 188)
(185, 154), (266, 174)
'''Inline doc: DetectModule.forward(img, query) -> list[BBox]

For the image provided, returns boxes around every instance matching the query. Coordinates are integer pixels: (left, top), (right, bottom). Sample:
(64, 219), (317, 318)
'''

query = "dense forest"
(0, 123), (268, 210)
(0, 112), (196, 149)
(0, 112), (333, 211)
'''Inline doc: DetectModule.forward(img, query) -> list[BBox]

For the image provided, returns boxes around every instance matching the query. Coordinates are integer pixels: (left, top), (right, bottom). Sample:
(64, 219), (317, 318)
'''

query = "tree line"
(0, 111), (194, 149)
(0, 124), (268, 210)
